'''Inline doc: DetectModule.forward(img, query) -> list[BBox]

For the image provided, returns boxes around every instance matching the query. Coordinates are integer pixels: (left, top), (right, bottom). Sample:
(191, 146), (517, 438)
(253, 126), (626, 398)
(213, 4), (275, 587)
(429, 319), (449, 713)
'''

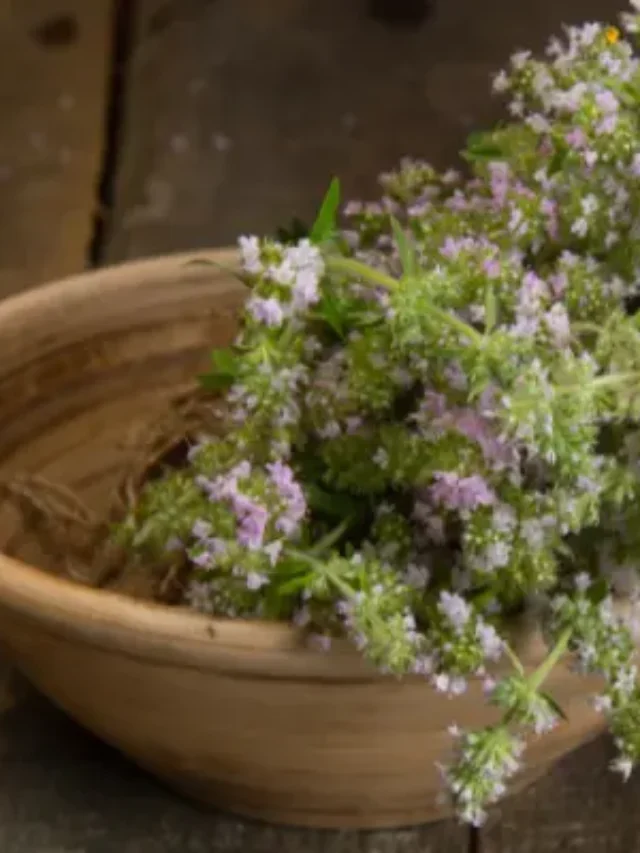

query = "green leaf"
(540, 690), (569, 722)
(198, 347), (241, 391)
(305, 482), (364, 519)
(276, 574), (315, 596)
(390, 216), (418, 279)
(587, 575), (609, 605)
(463, 130), (503, 162)
(198, 371), (234, 391)
(310, 177), (341, 244)
(211, 348), (240, 375)
(484, 284), (498, 333)
(312, 292), (348, 338)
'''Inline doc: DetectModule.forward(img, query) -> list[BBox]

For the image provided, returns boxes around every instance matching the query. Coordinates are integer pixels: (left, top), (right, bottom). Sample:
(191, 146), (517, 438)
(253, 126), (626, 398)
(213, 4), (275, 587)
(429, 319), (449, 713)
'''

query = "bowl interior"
(0, 252), (243, 568)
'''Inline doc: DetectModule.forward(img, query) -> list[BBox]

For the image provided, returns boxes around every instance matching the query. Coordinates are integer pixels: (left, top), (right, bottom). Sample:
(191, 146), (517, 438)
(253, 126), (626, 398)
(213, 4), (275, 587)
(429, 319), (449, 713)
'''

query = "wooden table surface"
(0, 1), (636, 850)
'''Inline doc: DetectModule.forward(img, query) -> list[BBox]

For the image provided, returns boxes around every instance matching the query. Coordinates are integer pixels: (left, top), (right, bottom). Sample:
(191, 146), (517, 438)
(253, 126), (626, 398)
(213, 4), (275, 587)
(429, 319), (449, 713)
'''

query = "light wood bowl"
(0, 252), (606, 828)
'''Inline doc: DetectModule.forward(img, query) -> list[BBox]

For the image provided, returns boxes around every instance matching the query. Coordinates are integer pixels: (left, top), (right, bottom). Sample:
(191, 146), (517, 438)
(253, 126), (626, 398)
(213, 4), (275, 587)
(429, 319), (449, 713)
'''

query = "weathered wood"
(0, 685), (466, 853)
(0, 0), (111, 298)
(102, 0), (640, 850)
(106, 0), (621, 262)
(483, 734), (640, 853)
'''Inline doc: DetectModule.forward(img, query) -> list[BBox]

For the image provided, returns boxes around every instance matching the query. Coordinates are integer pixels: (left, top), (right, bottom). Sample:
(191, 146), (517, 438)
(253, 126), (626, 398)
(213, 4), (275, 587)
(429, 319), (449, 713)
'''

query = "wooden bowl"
(0, 253), (606, 828)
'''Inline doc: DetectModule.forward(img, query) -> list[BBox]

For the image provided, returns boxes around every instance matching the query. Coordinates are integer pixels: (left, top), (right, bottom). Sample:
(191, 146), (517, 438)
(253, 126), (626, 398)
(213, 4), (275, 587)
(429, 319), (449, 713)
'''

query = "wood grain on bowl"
(0, 252), (608, 828)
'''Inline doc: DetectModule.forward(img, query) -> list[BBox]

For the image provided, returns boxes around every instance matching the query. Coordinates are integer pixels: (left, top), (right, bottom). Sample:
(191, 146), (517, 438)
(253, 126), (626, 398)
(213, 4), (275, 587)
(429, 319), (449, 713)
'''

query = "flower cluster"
(119, 3), (640, 825)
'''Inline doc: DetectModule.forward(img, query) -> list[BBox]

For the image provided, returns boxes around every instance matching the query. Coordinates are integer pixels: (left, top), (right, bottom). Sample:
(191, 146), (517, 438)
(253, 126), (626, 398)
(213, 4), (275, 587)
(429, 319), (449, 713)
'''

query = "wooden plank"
(0, 677), (468, 853)
(103, 0), (637, 849)
(106, 0), (621, 262)
(483, 734), (640, 852)
(0, 0), (112, 298)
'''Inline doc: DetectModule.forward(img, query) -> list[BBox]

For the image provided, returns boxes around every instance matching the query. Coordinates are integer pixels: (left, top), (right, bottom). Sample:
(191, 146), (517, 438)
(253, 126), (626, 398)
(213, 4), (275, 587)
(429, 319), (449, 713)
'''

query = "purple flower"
(293, 606), (311, 627)
(549, 271), (568, 296)
(267, 460), (307, 536)
(483, 257), (501, 278)
(412, 655), (435, 676)
(544, 304), (571, 347)
(246, 571), (269, 591)
(565, 128), (586, 149)
(430, 472), (496, 512)
(597, 114), (618, 135)
(441, 237), (462, 259)
(540, 198), (558, 238)
(238, 235), (262, 274)
(308, 633), (332, 652)
(192, 550), (215, 569)
(192, 520), (212, 539)
(343, 201), (363, 217)
(438, 591), (472, 631)
(247, 296), (284, 327)
(595, 90), (619, 115)
(583, 150), (598, 169)
(408, 198), (431, 217)
(292, 268), (320, 310)
(475, 621), (504, 661)
(237, 501), (269, 550)
(632, 153), (640, 177)
(345, 416), (363, 433)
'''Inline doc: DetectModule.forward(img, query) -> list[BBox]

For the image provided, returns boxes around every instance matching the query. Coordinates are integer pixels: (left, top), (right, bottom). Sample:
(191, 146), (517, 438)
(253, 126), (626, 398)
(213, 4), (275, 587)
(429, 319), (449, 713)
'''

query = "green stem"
(326, 255), (399, 290)
(527, 626), (572, 693)
(325, 255), (483, 344)
(571, 321), (602, 335)
(278, 322), (298, 350)
(461, 627), (573, 785)
(308, 518), (352, 557)
(556, 371), (640, 397)
(284, 548), (353, 598)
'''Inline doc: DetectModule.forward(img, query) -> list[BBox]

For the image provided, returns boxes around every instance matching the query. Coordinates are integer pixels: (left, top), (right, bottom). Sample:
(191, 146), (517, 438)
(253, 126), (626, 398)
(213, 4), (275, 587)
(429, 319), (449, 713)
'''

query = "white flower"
(438, 591), (472, 631)
(574, 572), (592, 592)
(581, 194), (599, 216)
(544, 304), (571, 347)
(185, 580), (215, 614)
(476, 621), (504, 661)
(526, 114), (550, 134)
(508, 98), (525, 117)
(521, 519), (546, 549)
(433, 673), (451, 693)
(593, 694), (613, 714)
(610, 755), (634, 782)
(238, 235), (263, 274)
(373, 447), (390, 469)
(511, 50), (531, 70)
(263, 540), (283, 566)
(571, 217), (589, 238)
(405, 562), (431, 590)
(246, 571), (269, 591)
(492, 70), (510, 93)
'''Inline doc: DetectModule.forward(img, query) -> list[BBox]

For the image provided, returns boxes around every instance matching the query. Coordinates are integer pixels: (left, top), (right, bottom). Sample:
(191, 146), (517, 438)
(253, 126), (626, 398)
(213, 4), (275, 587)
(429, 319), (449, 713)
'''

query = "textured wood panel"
(0, 0), (111, 298)
(483, 734), (640, 852)
(106, 0), (622, 262)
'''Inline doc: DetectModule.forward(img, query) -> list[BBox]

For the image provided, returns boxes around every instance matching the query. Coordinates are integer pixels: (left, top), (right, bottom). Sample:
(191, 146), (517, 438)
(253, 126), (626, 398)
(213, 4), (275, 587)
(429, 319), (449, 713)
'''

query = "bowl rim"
(0, 251), (549, 682)
(0, 250), (382, 681)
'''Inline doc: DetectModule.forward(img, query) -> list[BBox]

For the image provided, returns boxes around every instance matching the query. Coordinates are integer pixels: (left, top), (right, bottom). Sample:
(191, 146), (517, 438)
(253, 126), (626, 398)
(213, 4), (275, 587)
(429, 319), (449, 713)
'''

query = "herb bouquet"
(118, 6), (640, 826)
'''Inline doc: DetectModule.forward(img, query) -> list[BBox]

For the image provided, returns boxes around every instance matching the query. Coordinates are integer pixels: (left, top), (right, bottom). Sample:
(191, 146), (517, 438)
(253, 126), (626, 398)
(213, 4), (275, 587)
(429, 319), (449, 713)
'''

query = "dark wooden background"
(0, 1), (636, 850)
